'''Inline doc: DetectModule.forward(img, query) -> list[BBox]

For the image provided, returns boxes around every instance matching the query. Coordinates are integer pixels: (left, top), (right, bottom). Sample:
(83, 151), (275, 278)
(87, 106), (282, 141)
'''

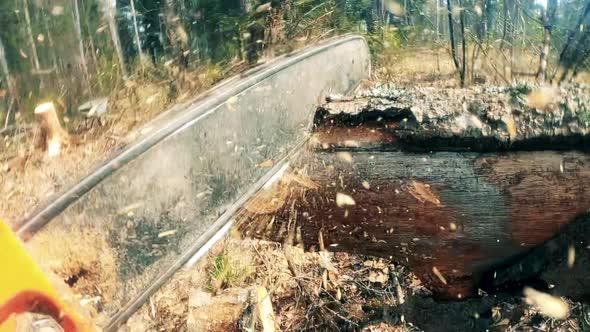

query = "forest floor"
(4, 45), (590, 331)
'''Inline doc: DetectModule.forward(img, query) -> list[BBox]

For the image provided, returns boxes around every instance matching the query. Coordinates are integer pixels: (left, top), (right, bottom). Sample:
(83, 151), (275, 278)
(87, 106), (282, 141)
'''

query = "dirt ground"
(3, 45), (590, 331)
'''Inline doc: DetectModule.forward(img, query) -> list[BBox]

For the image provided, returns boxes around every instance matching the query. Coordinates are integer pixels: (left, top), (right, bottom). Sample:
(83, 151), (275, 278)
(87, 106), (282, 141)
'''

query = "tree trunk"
(165, 0), (189, 68)
(129, 0), (146, 67)
(459, 1), (467, 87)
(499, 0), (509, 50)
(0, 37), (13, 96)
(40, 1), (59, 74)
(554, 1), (590, 84)
(239, 85), (590, 299)
(0, 36), (17, 127)
(79, 0), (101, 88)
(446, 0), (460, 70)
(435, 0), (440, 41)
(484, 0), (495, 38)
(73, 0), (91, 94)
(536, 0), (557, 82)
(509, 0), (518, 81)
(22, 0), (41, 72)
(102, 0), (127, 79)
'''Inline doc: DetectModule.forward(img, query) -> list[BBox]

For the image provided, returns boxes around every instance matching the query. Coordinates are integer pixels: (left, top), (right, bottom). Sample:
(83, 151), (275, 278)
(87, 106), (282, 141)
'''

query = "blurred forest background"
(1, 0), (590, 128)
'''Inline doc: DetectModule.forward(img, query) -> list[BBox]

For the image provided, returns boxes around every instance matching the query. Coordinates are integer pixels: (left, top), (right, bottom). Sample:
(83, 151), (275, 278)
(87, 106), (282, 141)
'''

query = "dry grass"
(372, 43), (590, 89)
(207, 235), (256, 292)
(25, 224), (118, 324)
(372, 47), (457, 88)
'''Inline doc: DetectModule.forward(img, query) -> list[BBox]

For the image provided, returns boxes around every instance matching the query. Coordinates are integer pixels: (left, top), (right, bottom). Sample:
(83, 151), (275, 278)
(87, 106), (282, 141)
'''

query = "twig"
(389, 263), (405, 305)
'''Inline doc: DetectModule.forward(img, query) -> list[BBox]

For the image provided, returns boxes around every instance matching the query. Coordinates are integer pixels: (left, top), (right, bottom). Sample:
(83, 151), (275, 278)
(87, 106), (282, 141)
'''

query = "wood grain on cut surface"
(237, 150), (590, 298)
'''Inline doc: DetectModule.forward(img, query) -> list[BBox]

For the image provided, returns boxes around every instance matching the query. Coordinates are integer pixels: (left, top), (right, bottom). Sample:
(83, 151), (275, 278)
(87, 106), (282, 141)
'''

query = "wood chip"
(408, 181), (442, 207)
(567, 245), (575, 268)
(432, 266), (447, 285)
(336, 152), (353, 163)
(257, 159), (274, 168)
(158, 229), (177, 238)
(283, 172), (319, 189)
(523, 287), (569, 319)
(336, 193), (355, 207)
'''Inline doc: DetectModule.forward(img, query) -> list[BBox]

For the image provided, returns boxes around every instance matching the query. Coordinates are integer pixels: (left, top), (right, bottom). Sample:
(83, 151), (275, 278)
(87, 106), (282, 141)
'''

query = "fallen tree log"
(237, 150), (590, 299)
(314, 84), (590, 151)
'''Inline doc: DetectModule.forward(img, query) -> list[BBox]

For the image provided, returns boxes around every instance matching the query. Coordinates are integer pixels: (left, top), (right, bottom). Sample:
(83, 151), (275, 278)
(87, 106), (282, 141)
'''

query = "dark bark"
(446, 0), (461, 71)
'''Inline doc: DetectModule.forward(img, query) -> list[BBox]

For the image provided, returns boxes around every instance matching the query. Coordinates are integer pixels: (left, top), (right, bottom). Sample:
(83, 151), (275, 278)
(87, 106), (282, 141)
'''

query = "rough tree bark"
(537, 0), (557, 82)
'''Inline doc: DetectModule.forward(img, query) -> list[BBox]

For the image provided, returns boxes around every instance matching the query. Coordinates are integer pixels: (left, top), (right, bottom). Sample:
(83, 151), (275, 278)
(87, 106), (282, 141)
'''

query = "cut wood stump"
(34, 102), (70, 157)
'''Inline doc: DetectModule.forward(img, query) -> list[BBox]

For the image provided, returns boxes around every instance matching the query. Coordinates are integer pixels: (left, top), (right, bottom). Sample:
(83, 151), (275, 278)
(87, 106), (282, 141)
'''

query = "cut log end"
(34, 102), (70, 157)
